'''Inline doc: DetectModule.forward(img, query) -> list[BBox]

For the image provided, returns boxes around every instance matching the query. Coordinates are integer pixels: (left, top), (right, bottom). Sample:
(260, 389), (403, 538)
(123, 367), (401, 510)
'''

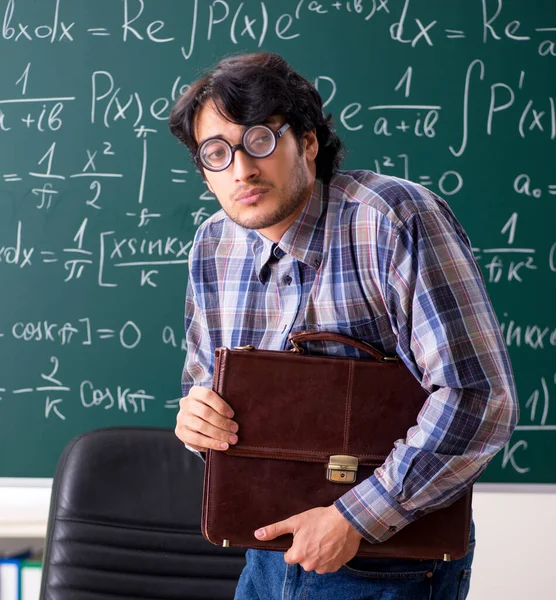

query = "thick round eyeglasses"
(197, 123), (290, 172)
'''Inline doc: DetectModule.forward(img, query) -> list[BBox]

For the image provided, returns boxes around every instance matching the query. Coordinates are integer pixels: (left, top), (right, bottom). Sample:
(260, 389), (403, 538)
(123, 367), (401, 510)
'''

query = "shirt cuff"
(334, 474), (416, 544)
(184, 443), (206, 462)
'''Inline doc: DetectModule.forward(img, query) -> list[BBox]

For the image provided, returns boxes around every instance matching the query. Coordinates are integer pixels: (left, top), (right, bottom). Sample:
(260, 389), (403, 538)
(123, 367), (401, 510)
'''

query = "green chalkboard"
(0, 0), (554, 483)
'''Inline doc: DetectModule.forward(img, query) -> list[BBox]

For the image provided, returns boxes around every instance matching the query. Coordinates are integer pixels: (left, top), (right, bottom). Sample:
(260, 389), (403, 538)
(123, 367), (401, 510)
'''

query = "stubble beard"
(224, 159), (309, 231)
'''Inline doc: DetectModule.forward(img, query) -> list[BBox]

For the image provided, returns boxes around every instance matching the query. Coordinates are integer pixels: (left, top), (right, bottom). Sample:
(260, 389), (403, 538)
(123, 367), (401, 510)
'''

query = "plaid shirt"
(182, 170), (518, 544)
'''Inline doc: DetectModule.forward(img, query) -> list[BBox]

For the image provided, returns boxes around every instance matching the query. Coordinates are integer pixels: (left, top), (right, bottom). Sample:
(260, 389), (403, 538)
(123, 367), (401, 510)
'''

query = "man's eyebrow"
(197, 133), (227, 147)
(197, 119), (281, 147)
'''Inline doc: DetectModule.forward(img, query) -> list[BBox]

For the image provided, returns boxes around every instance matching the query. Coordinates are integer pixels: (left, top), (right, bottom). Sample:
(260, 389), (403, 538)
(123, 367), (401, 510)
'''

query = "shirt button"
(388, 525), (397, 533)
(284, 275), (292, 285)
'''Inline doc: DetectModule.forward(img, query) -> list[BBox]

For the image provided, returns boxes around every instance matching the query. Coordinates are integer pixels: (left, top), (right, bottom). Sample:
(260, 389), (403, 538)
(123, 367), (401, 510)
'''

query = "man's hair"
(168, 53), (344, 182)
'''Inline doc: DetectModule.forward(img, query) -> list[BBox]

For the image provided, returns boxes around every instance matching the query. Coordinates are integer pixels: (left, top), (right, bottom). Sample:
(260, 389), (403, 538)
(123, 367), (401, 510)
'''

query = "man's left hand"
(254, 505), (363, 574)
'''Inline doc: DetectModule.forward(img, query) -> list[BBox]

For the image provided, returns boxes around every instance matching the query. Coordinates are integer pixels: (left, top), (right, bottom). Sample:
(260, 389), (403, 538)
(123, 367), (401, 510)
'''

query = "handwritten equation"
(502, 372), (556, 475)
(0, 0), (554, 480)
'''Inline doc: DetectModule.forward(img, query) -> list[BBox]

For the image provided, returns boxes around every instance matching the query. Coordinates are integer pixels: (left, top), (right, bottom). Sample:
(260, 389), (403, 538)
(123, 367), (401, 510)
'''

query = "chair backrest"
(40, 427), (246, 600)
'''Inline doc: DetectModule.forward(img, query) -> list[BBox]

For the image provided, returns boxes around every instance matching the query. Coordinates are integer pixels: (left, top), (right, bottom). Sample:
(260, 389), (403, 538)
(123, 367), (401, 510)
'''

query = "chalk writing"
(0, 0), (553, 483)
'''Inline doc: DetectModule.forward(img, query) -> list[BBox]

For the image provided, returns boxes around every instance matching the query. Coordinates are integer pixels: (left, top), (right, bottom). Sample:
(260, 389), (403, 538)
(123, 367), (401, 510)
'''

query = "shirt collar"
(252, 178), (327, 281)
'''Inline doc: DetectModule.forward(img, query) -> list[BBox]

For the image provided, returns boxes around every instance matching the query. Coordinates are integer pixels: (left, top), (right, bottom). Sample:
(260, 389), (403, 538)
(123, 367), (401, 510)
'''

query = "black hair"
(168, 53), (344, 182)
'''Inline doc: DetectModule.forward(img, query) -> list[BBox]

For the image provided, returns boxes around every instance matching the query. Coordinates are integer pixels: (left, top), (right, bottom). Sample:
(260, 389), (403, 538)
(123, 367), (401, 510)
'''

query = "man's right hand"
(175, 385), (239, 452)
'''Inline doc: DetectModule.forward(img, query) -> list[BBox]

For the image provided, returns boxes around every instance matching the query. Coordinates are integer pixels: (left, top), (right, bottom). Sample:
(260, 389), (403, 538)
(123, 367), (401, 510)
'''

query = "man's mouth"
(235, 187), (270, 205)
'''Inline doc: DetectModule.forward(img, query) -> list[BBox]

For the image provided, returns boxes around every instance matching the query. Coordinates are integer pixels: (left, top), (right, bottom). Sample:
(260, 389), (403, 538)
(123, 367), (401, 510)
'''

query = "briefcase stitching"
(202, 451), (222, 546)
(224, 447), (387, 464)
(343, 359), (355, 454)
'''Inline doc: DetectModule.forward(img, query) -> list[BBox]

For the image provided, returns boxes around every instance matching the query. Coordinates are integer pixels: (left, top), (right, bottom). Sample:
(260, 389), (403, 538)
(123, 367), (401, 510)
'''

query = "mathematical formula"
(0, 0), (553, 481)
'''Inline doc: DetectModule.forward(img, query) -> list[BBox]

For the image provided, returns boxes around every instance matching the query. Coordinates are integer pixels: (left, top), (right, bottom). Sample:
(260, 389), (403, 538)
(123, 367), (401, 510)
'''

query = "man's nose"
(232, 148), (260, 182)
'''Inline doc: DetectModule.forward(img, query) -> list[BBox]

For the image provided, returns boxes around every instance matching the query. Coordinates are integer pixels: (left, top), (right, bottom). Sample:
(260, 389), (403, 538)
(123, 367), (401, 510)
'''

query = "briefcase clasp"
(327, 455), (358, 484)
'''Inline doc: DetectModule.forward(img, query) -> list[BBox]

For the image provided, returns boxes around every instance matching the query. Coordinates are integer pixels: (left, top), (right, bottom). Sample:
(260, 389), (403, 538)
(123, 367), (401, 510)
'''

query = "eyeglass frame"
(196, 122), (291, 172)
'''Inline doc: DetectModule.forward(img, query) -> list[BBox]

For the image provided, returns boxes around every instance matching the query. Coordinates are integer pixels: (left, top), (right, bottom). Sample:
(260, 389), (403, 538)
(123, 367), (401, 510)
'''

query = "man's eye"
(206, 146), (227, 161)
(252, 134), (271, 146)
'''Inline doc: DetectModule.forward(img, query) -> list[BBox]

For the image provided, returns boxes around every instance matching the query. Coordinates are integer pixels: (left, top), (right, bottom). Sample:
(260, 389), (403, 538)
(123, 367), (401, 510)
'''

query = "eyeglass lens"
(199, 124), (278, 170)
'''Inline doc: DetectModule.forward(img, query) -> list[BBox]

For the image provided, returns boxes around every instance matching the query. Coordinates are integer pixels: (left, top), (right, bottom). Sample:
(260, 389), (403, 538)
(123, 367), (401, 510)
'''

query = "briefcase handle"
(288, 330), (399, 363)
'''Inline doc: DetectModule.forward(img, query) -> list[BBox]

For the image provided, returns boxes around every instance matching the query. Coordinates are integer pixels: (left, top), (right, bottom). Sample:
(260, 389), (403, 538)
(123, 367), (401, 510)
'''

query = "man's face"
(194, 102), (318, 242)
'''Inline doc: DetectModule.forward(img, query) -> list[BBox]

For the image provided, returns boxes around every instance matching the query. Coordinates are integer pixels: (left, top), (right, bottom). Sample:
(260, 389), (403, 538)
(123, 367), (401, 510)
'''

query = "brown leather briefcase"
(201, 330), (472, 560)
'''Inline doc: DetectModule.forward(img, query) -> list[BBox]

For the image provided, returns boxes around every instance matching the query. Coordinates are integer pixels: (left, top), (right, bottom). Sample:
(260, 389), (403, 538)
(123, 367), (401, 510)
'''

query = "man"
(169, 52), (518, 599)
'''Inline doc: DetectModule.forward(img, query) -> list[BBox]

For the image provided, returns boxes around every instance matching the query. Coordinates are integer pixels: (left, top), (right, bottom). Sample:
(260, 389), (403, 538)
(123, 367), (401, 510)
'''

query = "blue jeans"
(234, 521), (475, 600)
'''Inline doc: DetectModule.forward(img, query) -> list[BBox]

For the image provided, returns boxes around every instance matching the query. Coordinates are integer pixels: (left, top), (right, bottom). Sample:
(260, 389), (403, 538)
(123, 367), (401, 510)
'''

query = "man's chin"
(233, 216), (283, 231)
(227, 208), (285, 231)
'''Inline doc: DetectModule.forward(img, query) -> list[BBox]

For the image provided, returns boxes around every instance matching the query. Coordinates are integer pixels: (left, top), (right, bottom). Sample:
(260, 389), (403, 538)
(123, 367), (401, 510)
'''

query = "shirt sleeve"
(180, 247), (214, 462)
(334, 206), (519, 544)
(181, 272), (214, 398)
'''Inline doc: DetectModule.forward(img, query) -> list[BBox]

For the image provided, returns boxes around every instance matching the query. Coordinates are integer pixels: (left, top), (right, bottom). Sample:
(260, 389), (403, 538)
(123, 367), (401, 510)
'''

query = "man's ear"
(304, 129), (319, 162)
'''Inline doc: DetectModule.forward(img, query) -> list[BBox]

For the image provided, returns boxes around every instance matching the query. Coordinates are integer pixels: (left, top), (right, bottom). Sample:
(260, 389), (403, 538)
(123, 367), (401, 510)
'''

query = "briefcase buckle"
(326, 455), (358, 484)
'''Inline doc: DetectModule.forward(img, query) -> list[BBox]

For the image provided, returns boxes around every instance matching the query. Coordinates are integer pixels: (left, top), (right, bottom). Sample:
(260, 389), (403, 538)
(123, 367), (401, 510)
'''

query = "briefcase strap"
(288, 330), (399, 363)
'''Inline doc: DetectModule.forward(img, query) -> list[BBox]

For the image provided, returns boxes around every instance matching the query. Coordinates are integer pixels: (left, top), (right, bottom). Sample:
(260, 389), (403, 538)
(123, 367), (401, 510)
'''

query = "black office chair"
(40, 427), (246, 599)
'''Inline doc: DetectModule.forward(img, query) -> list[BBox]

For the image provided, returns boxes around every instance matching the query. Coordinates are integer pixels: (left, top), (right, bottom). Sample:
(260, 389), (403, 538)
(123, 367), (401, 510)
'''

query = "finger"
(178, 425), (234, 451)
(188, 400), (238, 436)
(186, 414), (238, 447)
(190, 386), (235, 418)
(283, 548), (299, 565)
(184, 443), (205, 453)
(255, 517), (293, 541)
(174, 422), (206, 450)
